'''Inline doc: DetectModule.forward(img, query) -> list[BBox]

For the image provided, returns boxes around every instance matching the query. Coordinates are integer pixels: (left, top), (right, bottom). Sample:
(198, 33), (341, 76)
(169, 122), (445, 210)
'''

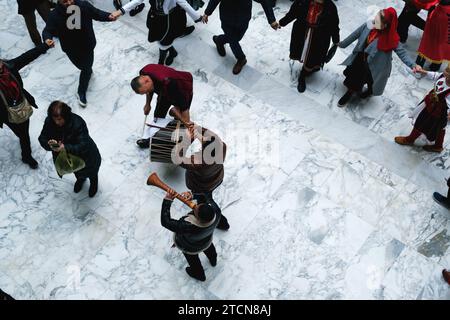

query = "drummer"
(131, 64), (194, 148)
(174, 123), (230, 231)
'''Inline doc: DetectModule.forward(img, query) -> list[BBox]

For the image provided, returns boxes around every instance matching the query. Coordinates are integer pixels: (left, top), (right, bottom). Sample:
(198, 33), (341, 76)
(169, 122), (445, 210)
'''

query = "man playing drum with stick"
(130, 64), (194, 149)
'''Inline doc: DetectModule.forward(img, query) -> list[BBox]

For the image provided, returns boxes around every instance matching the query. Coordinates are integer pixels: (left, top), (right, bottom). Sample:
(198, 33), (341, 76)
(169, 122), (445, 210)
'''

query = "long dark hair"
(47, 100), (72, 123)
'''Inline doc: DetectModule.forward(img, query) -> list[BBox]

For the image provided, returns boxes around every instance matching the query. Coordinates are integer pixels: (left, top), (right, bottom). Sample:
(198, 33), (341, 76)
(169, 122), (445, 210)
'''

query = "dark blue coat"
(42, 0), (111, 54)
(205, 0), (276, 26)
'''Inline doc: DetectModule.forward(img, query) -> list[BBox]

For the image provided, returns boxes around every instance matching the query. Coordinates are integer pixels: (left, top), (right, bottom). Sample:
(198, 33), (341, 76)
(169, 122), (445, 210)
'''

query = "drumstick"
(142, 115), (148, 137)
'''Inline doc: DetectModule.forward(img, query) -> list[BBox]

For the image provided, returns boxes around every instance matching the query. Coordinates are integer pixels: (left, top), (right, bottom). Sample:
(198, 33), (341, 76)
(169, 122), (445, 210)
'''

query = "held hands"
(201, 14), (209, 24)
(45, 39), (55, 48)
(412, 65), (426, 75)
(271, 21), (281, 30)
(164, 188), (177, 201)
(109, 10), (122, 21)
(143, 104), (151, 116)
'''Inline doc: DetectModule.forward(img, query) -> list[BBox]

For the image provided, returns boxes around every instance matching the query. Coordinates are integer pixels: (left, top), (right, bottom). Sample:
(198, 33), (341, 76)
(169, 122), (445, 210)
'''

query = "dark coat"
(0, 44), (49, 128)
(180, 128), (227, 193)
(205, 0), (276, 26)
(42, 0), (111, 54)
(38, 113), (101, 178)
(161, 199), (220, 254)
(279, 0), (340, 62)
(17, 0), (46, 15)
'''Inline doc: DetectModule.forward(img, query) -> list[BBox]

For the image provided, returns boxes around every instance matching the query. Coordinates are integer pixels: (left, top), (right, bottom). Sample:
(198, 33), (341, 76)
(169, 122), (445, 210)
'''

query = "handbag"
(54, 149), (86, 177)
(0, 84), (33, 124)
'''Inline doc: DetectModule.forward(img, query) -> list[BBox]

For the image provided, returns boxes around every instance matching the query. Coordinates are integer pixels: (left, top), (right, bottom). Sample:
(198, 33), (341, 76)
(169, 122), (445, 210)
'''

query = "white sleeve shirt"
(121, 0), (145, 13)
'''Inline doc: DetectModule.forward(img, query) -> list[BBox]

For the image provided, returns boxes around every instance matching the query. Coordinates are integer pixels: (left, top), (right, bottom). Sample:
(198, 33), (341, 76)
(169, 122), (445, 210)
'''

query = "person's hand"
(45, 39), (55, 48)
(412, 64), (426, 74)
(164, 188), (177, 201)
(53, 143), (65, 153)
(180, 191), (193, 201)
(202, 14), (209, 24)
(143, 104), (151, 116)
(271, 21), (280, 30)
(109, 10), (122, 21)
(447, 113), (450, 121)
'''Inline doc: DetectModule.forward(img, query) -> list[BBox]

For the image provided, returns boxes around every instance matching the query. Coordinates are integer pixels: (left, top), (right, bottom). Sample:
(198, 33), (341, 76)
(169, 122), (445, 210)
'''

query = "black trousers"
(183, 243), (217, 277)
(3, 119), (32, 160)
(193, 191), (229, 229)
(216, 22), (249, 60)
(397, 3), (425, 43)
(66, 49), (94, 95)
(22, 0), (50, 45)
(0, 288), (14, 300)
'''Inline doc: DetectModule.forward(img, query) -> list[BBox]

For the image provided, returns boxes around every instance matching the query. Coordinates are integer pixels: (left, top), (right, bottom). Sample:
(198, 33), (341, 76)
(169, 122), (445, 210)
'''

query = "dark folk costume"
(280, 0), (339, 70)
(396, 72), (450, 152)
(417, 1), (450, 71)
(146, 0), (201, 65)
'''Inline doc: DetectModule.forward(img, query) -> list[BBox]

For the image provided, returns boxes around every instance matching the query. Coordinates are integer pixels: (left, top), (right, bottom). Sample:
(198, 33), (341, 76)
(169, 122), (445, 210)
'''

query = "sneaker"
(337, 90), (353, 107)
(185, 267), (206, 282)
(443, 269), (450, 285)
(394, 136), (414, 146)
(22, 156), (38, 169)
(433, 192), (450, 210)
(74, 179), (86, 193)
(423, 145), (443, 153)
(88, 177), (98, 198)
(212, 36), (226, 57)
(136, 138), (150, 149)
(181, 26), (195, 38)
(232, 58), (247, 75)
(77, 92), (87, 108)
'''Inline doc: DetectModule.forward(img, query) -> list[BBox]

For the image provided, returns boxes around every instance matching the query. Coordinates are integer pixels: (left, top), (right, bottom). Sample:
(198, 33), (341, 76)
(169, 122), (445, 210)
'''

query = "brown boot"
(423, 145), (443, 153)
(394, 136), (414, 146)
(443, 269), (450, 285)
(232, 58), (247, 75)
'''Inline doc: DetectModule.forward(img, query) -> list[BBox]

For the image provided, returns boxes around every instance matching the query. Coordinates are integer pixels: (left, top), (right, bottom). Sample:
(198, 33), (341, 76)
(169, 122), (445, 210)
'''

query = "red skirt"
(417, 5), (450, 64)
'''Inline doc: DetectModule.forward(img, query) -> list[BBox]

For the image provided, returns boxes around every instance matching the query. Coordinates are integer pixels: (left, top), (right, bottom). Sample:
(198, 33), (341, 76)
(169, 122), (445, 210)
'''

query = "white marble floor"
(0, 0), (449, 299)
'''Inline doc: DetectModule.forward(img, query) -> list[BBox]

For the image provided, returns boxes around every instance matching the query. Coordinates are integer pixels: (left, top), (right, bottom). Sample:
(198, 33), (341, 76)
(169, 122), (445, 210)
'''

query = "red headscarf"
(377, 7), (400, 52)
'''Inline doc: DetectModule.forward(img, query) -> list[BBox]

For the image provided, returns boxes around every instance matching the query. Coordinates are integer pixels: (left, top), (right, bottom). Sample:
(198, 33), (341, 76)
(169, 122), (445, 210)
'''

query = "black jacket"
(42, 0), (111, 54)
(279, 0), (340, 62)
(205, 0), (276, 25)
(38, 113), (101, 178)
(161, 199), (220, 254)
(0, 44), (49, 127)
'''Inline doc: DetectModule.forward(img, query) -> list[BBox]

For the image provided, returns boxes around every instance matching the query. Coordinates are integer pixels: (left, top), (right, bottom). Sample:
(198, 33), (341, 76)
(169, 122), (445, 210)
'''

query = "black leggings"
(183, 243), (217, 277)
(3, 119), (32, 160)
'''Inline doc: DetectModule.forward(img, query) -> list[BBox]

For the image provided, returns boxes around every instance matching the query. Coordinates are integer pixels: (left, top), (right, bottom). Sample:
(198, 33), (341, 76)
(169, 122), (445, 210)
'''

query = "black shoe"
(74, 179), (86, 193)
(165, 47), (178, 66)
(22, 156), (38, 169)
(89, 177), (98, 198)
(338, 90), (353, 107)
(185, 267), (206, 281)
(297, 74), (306, 93)
(129, 3), (144, 16)
(216, 218), (230, 231)
(208, 255), (217, 267)
(433, 192), (450, 210)
(359, 88), (373, 99)
(181, 26), (195, 37)
(212, 36), (226, 57)
(158, 49), (168, 65)
(136, 138), (150, 149)
(232, 58), (247, 75)
(77, 92), (87, 108)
